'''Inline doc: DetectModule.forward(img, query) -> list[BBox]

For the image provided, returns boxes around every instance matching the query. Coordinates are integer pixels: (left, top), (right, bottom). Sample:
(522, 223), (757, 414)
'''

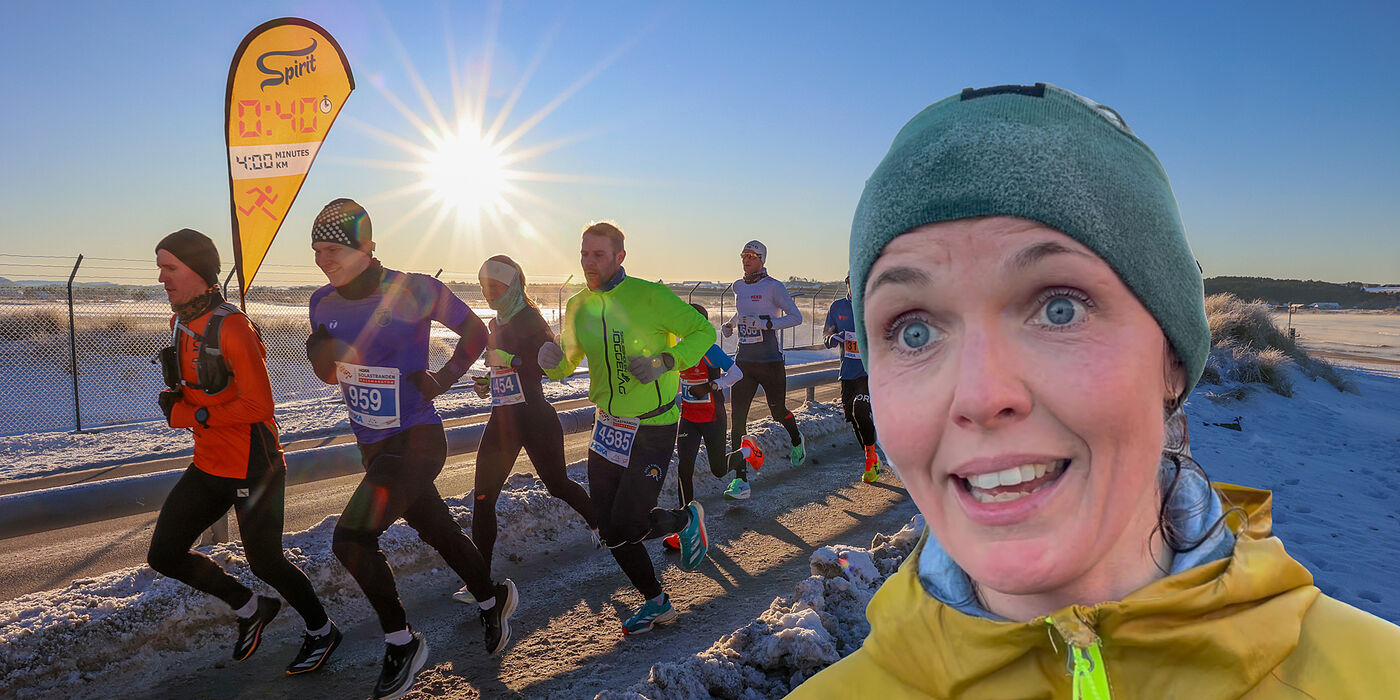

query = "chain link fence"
(0, 255), (846, 437)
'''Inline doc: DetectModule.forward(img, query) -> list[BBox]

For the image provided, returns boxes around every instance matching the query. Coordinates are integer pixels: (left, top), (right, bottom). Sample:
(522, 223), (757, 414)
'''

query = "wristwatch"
(194, 407), (210, 428)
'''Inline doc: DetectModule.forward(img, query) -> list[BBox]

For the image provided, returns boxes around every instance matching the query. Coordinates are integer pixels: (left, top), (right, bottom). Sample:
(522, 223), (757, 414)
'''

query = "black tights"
(589, 422), (689, 599)
(676, 411), (728, 506)
(729, 359), (801, 479)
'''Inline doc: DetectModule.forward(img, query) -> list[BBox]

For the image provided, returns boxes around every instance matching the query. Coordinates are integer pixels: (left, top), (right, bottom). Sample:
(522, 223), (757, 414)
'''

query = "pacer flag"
(226, 17), (354, 301)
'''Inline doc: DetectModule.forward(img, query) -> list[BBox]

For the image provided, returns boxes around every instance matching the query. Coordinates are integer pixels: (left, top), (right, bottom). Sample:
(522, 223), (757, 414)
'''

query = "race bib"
(489, 367), (526, 407)
(842, 331), (861, 359)
(590, 410), (640, 467)
(738, 318), (763, 344)
(337, 362), (400, 429)
(680, 377), (709, 405)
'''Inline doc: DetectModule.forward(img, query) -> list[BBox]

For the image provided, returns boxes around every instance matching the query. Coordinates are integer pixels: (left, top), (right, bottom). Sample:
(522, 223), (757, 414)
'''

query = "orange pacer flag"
(226, 17), (354, 304)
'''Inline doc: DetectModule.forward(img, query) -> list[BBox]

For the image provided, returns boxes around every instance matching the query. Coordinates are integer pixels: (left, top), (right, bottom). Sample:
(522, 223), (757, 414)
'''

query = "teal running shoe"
(724, 478), (751, 500)
(622, 594), (677, 635)
(790, 440), (806, 467)
(678, 500), (708, 571)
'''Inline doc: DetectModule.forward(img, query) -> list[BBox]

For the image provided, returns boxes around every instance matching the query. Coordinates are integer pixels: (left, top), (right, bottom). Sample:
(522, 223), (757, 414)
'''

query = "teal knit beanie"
(849, 82), (1209, 397)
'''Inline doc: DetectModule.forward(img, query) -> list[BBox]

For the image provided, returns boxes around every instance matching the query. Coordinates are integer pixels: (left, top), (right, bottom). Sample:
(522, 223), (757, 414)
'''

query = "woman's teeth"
(964, 460), (1068, 503)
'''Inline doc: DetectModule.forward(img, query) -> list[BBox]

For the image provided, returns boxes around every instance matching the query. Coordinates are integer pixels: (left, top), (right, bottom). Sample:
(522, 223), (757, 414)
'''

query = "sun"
(419, 121), (509, 222)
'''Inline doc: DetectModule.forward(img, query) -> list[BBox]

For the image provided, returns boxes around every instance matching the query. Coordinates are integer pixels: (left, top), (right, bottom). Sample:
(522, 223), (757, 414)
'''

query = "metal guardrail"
(0, 367), (839, 540)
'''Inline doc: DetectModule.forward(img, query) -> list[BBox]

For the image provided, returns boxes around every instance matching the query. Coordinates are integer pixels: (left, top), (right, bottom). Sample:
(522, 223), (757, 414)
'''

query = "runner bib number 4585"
(337, 362), (401, 429)
(590, 410), (641, 467)
(489, 367), (526, 407)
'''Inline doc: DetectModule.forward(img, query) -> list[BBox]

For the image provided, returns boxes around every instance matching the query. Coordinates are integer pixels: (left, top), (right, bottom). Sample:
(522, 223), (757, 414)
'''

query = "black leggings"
(473, 402), (595, 571)
(148, 464), (327, 628)
(589, 421), (690, 599)
(841, 376), (877, 447)
(333, 423), (493, 633)
(676, 411), (728, 507)
(729, 359), (801, 478)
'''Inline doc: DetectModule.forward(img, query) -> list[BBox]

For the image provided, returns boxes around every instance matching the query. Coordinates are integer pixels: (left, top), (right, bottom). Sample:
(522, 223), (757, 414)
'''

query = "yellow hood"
(792, 484), (1400, 698)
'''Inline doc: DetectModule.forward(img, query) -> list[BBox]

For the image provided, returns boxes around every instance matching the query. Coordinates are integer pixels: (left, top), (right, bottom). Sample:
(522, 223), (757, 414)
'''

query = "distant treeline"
(1204, 277), (1399, 308)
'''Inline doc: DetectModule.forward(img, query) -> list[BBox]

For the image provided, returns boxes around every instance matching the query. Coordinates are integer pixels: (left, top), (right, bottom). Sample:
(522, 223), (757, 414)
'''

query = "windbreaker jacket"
(546, 276), (715, 425)
(789, 484), (1400, 699)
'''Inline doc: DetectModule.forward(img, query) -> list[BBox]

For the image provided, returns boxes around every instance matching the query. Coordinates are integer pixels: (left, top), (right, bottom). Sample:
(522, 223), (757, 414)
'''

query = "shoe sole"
(486, 580), (518, 655)
(452, 590), (477, 605)
(622, 606), (678, 635)
(284, 629), (342, 676)
(724, 490), (751, 500)
(680, 502), (708, 571)
(376, 638), (429, 700)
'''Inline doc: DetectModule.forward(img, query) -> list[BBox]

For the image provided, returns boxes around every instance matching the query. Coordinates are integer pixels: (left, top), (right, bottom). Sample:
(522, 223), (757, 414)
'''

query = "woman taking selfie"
(791, 83), (1400, 698)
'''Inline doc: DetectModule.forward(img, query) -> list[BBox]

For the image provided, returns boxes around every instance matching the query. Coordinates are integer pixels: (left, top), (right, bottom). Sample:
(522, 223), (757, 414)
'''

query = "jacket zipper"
(599, 297), (614, 416)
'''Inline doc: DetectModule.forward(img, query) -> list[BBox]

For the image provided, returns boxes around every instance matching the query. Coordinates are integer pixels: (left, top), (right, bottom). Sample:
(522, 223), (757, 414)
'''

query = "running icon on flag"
(226, 17), (354, 303)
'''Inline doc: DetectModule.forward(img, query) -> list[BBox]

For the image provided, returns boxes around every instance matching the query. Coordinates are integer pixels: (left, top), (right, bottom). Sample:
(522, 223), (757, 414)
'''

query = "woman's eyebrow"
(867, 265), (930, 294)
(1007, 241), (1094, 272)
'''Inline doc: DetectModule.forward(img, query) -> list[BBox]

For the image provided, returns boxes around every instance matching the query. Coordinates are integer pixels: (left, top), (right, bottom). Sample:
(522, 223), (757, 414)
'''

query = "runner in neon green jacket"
(544, 273), (715, 424)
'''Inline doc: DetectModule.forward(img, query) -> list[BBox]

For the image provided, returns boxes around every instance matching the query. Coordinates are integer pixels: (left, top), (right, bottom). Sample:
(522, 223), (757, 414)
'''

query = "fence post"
(811, 285), (821, 345)
(67, 255), (84, 433)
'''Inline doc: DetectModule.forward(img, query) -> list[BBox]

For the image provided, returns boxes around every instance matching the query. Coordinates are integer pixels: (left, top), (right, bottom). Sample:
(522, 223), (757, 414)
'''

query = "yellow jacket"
(789, 485), (1400, 699)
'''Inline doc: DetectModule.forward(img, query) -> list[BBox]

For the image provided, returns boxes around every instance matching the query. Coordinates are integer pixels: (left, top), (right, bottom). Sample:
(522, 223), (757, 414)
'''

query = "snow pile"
(602, 515), (925, 700)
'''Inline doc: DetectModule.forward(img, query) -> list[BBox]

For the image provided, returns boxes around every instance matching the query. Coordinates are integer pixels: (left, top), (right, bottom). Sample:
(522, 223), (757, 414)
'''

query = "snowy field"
(1272, 309), (1400, 364)
(1, 355), (1397, 697)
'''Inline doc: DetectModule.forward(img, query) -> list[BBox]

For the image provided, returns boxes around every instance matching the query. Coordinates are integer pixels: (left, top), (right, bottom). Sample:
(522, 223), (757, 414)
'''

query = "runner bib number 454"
(489, 367), (526, 407)
(337, 362), (401, 429)
(591, 410), (641, 467)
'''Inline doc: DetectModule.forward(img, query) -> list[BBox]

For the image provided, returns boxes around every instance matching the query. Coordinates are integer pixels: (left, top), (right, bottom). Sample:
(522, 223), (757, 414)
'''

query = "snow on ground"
(605, 362), (1400, 699)
(0, 347), (840, 482)
(0, 401), (851, 698)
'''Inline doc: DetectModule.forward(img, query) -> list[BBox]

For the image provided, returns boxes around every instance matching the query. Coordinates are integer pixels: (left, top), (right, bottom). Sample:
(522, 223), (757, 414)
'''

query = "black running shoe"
(480, 578), (518, 655)
(232, 595), (280, 661)
(284, 621), (342, 675)
(373, 630), (428, 700)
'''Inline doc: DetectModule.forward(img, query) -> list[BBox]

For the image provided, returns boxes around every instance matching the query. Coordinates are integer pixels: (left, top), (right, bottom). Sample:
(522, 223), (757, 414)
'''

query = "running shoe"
(862, 445), (882, 484)
(451, 584), (477, 605)
(662, 533), (681, 550)
(739, 435), (765, 472)
(790, 439), (806, 467)
(233, 595), (281, 661)
(373, 630), (428, 700)
(480, 579), (519, 655)
(621, 594), (677, 635)
(284, 621), (342, 675)
(724, 478), (751, 500)
(678, 501), (708, 571)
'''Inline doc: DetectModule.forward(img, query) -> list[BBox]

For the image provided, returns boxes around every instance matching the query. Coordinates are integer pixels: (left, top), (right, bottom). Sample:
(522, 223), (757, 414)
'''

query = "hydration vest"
(161, 302), (242, 396)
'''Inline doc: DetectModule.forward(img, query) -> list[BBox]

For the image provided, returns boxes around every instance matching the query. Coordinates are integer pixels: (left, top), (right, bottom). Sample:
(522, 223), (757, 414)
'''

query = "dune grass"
(1201, 293), (1355, 397)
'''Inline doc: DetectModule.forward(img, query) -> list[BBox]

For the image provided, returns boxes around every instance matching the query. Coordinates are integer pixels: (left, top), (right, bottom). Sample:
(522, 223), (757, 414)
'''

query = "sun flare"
(420, 122), (509, 222)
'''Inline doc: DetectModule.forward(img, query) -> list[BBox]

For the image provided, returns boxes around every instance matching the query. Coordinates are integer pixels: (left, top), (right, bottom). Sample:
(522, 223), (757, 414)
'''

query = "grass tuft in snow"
(1202, 294), (1355, 396)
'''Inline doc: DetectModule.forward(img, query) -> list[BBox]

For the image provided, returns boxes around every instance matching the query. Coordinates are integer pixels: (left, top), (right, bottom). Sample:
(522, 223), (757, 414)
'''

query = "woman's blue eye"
(1036, 294), (1089, 326)
(900, 321), (932, 349)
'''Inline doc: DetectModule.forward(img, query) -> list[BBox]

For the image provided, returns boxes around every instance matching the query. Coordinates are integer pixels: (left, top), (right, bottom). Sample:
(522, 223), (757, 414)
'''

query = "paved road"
(0, 380), (844, 601)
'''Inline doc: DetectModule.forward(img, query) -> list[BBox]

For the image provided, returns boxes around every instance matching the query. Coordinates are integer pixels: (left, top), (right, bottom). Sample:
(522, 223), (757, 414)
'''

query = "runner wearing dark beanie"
(155, 228), (221, 287)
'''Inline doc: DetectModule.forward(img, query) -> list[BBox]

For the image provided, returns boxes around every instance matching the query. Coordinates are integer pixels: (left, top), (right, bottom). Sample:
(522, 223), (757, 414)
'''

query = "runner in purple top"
(304, 198), (517, 700)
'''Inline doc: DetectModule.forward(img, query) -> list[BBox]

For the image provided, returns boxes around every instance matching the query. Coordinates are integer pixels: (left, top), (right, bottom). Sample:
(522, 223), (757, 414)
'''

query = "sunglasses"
(740, 253), (761, 260)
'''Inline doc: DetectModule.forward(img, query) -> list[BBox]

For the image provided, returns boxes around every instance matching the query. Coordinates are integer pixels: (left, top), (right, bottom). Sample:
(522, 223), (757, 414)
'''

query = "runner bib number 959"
(489, 367), (526, 407)
(590, 410), (641, 467)
(337, 362), (401, 429)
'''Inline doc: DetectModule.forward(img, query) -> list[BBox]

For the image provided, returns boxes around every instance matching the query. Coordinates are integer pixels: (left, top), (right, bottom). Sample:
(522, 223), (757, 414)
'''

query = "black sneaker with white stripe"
(480, 578), (518, 655)
(373, 630), (428, 700)
(233, 595), (280, 661)
(284, 621), (342, 675)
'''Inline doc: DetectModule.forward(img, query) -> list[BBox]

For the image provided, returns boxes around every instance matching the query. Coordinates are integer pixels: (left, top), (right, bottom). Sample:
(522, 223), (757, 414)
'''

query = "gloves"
(485, 348), (515, 369)
(305, 324), (339, 384)
(538, 341), (564, 370)
(824, 326), (841, 348)
(721, 323), (734, 338)
(627, 353), (675, 385)
(473, 376), (491, 399)
(408, 369), (454, 401)
(686, 381), (714, 399)
(158, 389), (182, 424)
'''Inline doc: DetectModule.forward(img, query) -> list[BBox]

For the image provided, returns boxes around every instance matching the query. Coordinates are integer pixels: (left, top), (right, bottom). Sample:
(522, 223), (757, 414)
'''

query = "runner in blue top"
(304, 199), (516, 700)
(823, 274), (881, 483)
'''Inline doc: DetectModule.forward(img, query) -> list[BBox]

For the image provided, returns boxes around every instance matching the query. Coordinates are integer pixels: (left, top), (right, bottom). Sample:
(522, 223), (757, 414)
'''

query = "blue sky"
(1, 0), (1397, 287)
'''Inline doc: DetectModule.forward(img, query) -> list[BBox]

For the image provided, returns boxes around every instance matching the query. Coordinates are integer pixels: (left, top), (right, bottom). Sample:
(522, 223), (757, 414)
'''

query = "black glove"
(158, 389), (182, 423)
(408, 369), (453, 401)
(686, 381), (714, 399)
(305, 324), (339, 384)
